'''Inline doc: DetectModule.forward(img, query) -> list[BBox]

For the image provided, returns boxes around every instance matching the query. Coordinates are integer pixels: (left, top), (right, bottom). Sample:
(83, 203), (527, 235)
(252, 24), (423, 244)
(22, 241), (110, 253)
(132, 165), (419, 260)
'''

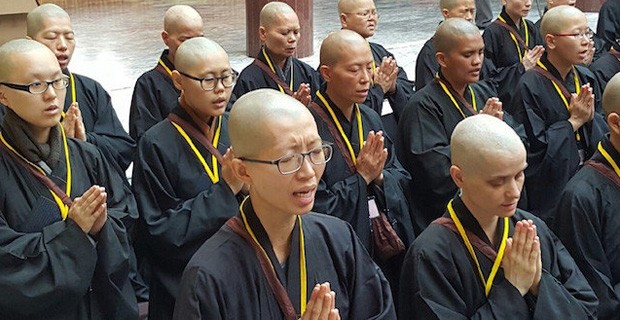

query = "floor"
(37, 0), (597, 130)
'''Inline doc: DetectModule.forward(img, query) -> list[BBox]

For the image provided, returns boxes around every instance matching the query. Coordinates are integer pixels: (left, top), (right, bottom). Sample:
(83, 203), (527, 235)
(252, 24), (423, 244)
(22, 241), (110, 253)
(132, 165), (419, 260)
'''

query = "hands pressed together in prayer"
(568, 84), (595, 132)
(293, 83), (312, 106)
(480, 97), (503, 120)
(502, 220), (542, 297)
(61, 102), (86, 141)
(374, 56), (398, 95)
(300, 282), (340, 320)
(356, 131), (388, 186)
(522, 46), (545, 71)
(221, 147), (245, 195)
(68, 185), (108, 238)
(583, 39), (596, 66)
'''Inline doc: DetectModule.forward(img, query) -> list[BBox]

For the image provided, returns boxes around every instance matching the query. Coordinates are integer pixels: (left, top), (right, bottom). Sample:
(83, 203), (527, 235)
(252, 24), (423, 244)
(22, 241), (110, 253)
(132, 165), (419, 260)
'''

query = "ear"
(171, 70), (183, 91)
(319, 65), (332, 82)
(339, 13), (348, 28)
(258, 26), (267, 43)
(607, 112), (620, 136)
(162, 31), (170, 47)
(441, 8), (450, 19)
(545, 34), (555, 50)
(450, 165), (465, 188)
(436, 52), (447, 69)
(231, 158), (253, 185)
(501, 0), (508, 6)
(0, 89), (9, 107)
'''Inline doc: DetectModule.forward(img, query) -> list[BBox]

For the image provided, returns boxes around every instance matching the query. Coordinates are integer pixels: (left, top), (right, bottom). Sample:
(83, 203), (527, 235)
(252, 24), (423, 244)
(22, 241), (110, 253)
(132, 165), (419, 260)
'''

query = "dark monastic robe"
(232, 48), (321, 102)
(552, 135), (620, 319)
(589, 51), (620, 93)
(399, 195), (598, 320)
(483, 7), (542, 69)
(63, 69), (135, 172)
(129, 50), (179, 141)
(0, 127), (138, 320)
(509, 54), (608, 222)
(365, 42), (415, 141)
(309, 87), (415, 297)
(172, 199), (397, 320)
(131, 105), (239, 320)
(396, 75), (526, 232)
(597, 0), (620, 52)
(414, 36), (525, 104)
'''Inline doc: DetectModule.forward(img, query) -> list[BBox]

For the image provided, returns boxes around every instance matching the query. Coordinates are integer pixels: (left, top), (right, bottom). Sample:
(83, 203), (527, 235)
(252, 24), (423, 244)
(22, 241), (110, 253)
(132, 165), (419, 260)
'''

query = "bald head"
(320, 29), (368, 67)
(541, 5), (585, 36)
(603, 74), (620, 116)
(27, 4), (70, 37)
(0, 39), (54, 81)
(433, 17), (480, 53)
(451, 114), (525, 172)
(230, 89), (314, 158)
(260, 2), (297, 28)
(440, 0), (463, 10)
(163, 5), (202, 34)
(174, 37), (227, 73)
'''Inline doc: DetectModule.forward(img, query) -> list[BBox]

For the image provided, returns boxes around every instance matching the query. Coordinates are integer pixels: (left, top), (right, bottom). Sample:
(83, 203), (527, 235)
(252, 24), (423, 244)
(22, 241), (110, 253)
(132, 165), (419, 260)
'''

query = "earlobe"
(161, 31), (169, 46)
(545, 35), (555, 50)
(608, 112), (620, 134)
(450, 165), (464, 188)
(319, 65), (331, 82)
(0, 90), (9, 106)
(339, 13), (348, 28)
(441, 9), (450, 19)
(436, 52), (447, 69)
(258, 26), (267, 43)
(171, 70), (183, 91)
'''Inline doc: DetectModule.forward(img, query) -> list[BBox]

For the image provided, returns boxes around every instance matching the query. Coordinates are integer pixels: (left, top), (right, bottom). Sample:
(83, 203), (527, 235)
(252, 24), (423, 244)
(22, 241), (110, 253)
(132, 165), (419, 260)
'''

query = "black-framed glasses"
(0, 75), (69, 94)
(239, 143), (333, 175)
(178, 70), (238, 91)
(552, 29), (594, 41)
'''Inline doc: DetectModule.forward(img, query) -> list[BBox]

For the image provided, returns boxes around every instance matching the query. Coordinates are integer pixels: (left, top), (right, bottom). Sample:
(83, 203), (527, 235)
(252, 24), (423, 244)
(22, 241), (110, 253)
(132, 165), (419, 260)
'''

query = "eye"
(29, 82), (44, 90)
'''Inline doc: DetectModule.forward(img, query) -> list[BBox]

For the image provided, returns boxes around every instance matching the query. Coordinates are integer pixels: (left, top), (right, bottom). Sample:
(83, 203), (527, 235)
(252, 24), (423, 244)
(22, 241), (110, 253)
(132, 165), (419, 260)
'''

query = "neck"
(461, 194), (500, 246)
(507, 11), (522, 27)
(168, 52), (175, 65)
(251, 196), (297, 264)
(610, 134), (620, 155)
(265, 47), (287, 70)
(442, 71), (468, 97)
(546, 51), (573, 80)
(325, 86), (355, 121)
(32, 126), (51, 145)
(179, 96), (213, 136)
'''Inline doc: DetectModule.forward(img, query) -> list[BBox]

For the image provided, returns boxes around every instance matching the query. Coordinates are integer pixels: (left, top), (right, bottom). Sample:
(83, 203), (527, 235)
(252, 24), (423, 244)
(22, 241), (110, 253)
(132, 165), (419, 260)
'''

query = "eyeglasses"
(239, 143), (333, 175)
(347, 9), (379, 20)
(0, 76), (69, 94)
(552, 29), (594, 41)
(178, 70), (238, 91)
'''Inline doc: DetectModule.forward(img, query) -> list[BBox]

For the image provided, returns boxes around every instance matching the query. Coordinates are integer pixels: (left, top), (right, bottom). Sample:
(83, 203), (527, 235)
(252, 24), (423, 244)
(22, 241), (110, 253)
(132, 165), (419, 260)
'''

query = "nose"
(360, 67), (371, 84)
(472, 52), (482, 65)
(464, 11), (473, 22)
(213, 78), (225, 93)
(525, 0), (532, 7)
(42, 83), (58, 100)
(288, 32), (297, 43)
(506, 178), (522, 200)
(57, 37), (68, 51)
(296, 155), (315, 179)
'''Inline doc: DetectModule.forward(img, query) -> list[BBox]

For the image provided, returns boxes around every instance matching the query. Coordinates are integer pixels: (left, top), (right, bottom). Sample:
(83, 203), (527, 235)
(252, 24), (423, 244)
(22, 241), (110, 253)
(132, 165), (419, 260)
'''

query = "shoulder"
(358, 104), (384, 125)
(292, 58), (317, 72)
(471, 80), (498, 97)
(67, 137), (104, 159)
(72, 72), (102, 88)
(138, 121), (176, 149)
(135, 68), (164, 84)
(575, 65), (597, 81)
(410, 222), (461, 265)
(369, 42), (391, 55)
(419, 38), (434, 55)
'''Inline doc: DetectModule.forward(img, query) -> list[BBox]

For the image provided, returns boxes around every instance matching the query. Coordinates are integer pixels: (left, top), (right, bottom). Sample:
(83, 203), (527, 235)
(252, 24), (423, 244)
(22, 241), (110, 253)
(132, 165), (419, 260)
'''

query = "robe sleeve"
(172, 267), (226, 320)
(414, 42), (438, 91)
(132, 137), (239, 263)
(553, 185), (620, 318)
(129, 74), (169, 141)
(84, 82), (135, 171)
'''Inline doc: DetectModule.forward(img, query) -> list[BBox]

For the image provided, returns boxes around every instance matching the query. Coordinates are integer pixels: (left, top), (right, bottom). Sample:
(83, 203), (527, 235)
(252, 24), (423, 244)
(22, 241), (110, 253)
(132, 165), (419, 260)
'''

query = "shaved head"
(603, 74), (620, 116)
(229, 89), (314, 158)
(27, 4), (70, 37)
(260, 2), (297, 28)
(440, 0), (463, 10)
(541, 5), (585, 36)
(163, 5), (203, 34)
(0, 39), (53, 81)
(320, 29), (368, 66)
(451, 115), (525, 172)
(174, 37), (227, 73)
(433, 17), (480, 53)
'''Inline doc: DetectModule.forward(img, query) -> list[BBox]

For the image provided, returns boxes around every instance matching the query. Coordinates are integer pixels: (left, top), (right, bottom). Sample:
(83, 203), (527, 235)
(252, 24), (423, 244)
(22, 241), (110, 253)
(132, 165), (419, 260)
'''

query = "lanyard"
(171, 116), (222, 183)
(598, 142), (620, 178)
(262, 47), (293, 94)
(316, 91), (364, 165)
(497, 16), (529, 61)
(0, 127), (72, 219)
(536, 61), (582, 141)
(61, 71), (78, 119)
(436, 76), (477, 118)
(158, 58), (173, 77)
(447, 200), (508, 296)
(239, 197), (307, 314)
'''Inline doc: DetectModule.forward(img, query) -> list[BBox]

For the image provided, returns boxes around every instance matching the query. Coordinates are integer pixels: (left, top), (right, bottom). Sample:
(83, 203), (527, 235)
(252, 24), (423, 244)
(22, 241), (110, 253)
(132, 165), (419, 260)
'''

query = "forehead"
(7, 49), (61, 81)
(558, 13), (588, 31)
(471, 148), (526, 178)
(260, 113), (319, 153)
(449, 33), (484, 52)
(336, 42), (372, 65)
(451, 0), (475, 8)
(267, 11), (299, 29)
(192, 50), (231, 73)
(37, 16), (73, 33)
(347, 0), (376, 11)
(169, 20), (203, 36)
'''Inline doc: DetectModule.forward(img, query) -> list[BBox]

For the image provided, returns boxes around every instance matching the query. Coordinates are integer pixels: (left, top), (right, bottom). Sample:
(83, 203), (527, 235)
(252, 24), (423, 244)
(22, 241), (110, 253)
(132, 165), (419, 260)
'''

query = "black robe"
(309, 88), (415, 297)
(131, 105), (240, 320)
(63, 69), (135, 172)
(396, 76), (526, 232)
(232, 48), (321, 101)
(589, 51), (620, 93)
(365, 42), (415, 141)
(597, 0), (620, 52)
(0, 132), (138, 320)
(552, 135), (620, 319)
(399, 195), (598, 319)
(509, 54), (608, 222)
(172, 198), (396, 320)
(483, 7), (542, 69)
(129, 50), (180, 141)
(414, 36), (525, 104)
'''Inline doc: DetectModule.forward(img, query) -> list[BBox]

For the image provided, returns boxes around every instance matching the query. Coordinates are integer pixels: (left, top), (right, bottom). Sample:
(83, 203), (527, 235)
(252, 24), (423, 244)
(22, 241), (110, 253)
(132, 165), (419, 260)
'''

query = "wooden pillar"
(576, 0), (604, 12)
(0, 1), (38, 46)
(245, 0), (313, 58)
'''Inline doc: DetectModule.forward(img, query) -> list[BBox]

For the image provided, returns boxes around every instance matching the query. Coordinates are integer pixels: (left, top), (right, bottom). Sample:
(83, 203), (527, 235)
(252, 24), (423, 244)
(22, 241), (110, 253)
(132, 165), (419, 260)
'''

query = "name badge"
(381, 99), (393, 116)
(578, 149), (586, 166)
(368, 196), (380, 219)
